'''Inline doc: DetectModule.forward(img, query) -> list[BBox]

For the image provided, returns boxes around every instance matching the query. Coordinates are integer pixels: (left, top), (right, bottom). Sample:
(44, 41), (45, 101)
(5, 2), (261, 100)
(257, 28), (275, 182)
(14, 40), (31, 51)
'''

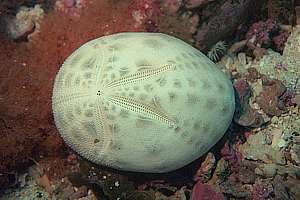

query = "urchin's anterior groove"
(108, 95), (177, 128)
(94, 97), (113, 162)
(105, 63), (176, 89)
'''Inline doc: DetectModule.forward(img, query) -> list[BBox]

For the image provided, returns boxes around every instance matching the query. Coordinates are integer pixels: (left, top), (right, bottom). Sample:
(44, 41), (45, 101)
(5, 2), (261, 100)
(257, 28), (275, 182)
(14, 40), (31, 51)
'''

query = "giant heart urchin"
(52, 32), (235, 173)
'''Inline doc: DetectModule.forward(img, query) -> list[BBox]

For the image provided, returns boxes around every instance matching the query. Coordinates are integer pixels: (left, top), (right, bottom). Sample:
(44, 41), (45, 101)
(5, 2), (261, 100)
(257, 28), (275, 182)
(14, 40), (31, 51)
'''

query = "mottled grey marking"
(106, 114), (115, 120)
(186, 93), (200, 104)
(174, 126), (181, 133)
(100, 40), (108, 45)
(194, 140), (201, 147)
(135, 117), (154, 128)
(188, 52), (197, 58)
(88, 103), (95, 107)
(72, 129), (83, 141)
(108, 43), (123, 51)
(119, 67), (130, 76)
(193, 121), (201, 131)
(133, 86), (139, 91)
(201, 122), (210, 133)
(113, 33), (132, 40)
(144, 84), (154, 92)
(181, 52), (188, 59)
(108, 56), (118, 63)
(188, 79), (196, 88)
(110, 140), (122, 151)
(83, 121), (97, 135)
(119, 109), (129, 118)
(143, 39), (163, 49)
(139, 93), (148, 101)
(175, 56), (182, 62)
(202, 79), (211, 89)
(205, 98), (218, 108)
(110, 73), (116, 80)
(82, 58), (96, 70)
(146, 144), (161, 155)
(217, 83), (225, 92)
(181, 131), (189, 139)
(84, 109), (93, 117)
(173, 79), (182, 88)
(110, 105), (116, 111)
(74, 77), (81, 85)
(177, 64), (184, 70)
(168, 92), (177, 103)
(75, 106), (82, 115)
(135, 59), (152, 67)
(185, 62), (193, 70)
(187, 137), (194, 144)
(105, 65), (113, 71)
(191, 61), (198, 69)
(68, 53), (82, 67)
(156, 76), (167, 87)
(84, 72), (92, 79)
(64, 73), (74, 87)
(109, 123), (119, 134)
(66, 111), (75, 121)
(221, 104), (230, 114)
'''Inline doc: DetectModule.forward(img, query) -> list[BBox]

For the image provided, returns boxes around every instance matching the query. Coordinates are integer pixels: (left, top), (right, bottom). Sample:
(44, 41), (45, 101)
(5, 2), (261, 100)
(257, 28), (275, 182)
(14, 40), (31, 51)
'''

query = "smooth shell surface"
(52, 32), (235, 173)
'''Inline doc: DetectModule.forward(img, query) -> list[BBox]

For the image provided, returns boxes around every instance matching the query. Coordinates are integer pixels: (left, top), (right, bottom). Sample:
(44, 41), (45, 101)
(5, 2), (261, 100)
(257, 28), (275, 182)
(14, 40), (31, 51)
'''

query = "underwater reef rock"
(256, 78), (287, 116)
(193, 152), (216, 182)
(245, 19), (291, 54)
(233, 25), (300, 94)
(161, 0), (183, 14)
(5, 4), (44, 41)
(245, 19), (278, 48)
(185, 0), (216, 9)
(191, 181), (225, 200)
(195, 0), (261, 52)
(267, 0), (296, 24)
(239, 129), (286, 165)
(237, 106), (300, 178)
(233, 77), (266, 127)
(272, 31), (290, 52)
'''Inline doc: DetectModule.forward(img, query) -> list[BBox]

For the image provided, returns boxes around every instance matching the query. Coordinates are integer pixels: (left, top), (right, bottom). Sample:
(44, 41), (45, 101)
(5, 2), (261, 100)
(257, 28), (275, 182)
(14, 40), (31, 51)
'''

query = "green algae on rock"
(52, 32), (235, 173)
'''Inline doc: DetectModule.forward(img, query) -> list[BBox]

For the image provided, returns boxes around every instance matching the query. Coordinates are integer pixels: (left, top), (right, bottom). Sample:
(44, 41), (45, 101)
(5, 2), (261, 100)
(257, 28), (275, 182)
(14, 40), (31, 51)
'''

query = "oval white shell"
(52, 32), (235, 173)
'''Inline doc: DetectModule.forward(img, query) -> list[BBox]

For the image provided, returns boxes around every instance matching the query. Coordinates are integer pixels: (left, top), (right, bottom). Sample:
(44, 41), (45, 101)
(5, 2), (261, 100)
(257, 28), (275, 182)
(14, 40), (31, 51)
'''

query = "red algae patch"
(0, 0), (145, 181)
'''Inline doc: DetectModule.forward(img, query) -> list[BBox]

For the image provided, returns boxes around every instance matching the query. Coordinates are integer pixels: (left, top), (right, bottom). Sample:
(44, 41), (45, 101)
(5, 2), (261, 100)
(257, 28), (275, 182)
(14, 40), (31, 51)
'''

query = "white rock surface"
(6, 5), (44, 40)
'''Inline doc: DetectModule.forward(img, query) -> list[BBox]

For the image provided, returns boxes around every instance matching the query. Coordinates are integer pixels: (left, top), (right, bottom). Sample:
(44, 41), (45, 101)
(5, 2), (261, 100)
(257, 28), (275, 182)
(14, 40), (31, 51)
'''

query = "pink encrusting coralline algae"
(128, 0), (161, 28)
(245, 19), (277, 47)
(191, 181), (225, 200)
(55, 0), (87, 17)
